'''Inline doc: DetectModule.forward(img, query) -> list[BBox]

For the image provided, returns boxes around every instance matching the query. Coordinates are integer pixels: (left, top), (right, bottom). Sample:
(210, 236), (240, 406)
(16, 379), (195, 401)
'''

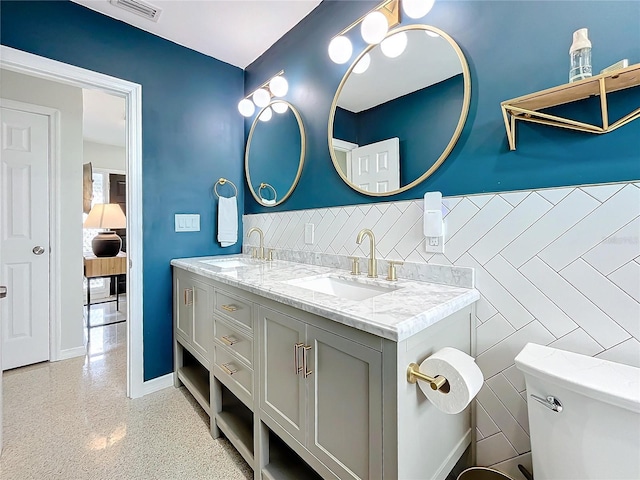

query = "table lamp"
(83, 203), (126, 257)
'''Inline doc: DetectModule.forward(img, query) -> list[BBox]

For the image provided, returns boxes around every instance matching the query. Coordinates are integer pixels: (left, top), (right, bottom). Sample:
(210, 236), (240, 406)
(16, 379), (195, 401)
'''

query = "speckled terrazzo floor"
(1, 300), (253, 480)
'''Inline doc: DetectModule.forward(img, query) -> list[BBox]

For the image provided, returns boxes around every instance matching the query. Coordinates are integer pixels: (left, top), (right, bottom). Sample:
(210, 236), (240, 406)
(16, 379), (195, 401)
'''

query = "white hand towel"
(217, 195), (238, 247)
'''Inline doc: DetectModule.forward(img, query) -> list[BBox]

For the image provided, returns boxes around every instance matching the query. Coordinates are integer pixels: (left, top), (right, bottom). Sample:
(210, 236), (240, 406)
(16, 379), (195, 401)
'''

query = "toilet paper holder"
(407, 363), (450, 392)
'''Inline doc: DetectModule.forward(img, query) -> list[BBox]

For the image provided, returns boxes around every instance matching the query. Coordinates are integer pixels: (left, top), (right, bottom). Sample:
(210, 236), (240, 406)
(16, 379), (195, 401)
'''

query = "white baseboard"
(56, 346), (87, 361)
(142, 373), (174, 396)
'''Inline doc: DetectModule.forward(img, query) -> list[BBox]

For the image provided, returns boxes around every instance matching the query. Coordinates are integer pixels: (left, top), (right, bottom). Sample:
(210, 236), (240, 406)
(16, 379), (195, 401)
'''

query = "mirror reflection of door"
(350, 137), (399, 193)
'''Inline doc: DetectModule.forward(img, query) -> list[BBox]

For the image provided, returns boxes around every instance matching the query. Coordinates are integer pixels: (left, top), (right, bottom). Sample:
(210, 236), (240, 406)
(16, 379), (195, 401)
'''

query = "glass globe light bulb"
(259, 106), (273, 122)
(328, 36), (353, 64)
(352, 53), (371, 74)
(402, 0), (435, 19)
(237, 98), (255, 117)
(269, 76), (288, 97)
(360, 11), (388, 45)
(272, 102), (289, 114)
(381, 32), (408, 58)
(253, 88), (271, 108)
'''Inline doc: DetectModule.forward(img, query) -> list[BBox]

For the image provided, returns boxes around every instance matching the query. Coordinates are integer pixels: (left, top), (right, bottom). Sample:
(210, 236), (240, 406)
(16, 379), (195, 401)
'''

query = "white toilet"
(515, 343), (640, 480)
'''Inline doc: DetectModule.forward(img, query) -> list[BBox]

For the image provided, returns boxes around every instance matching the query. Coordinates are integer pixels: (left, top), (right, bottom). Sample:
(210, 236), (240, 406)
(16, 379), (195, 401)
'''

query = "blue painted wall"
(244, 0), (640, 214)
(1, 0), (244, 380)
(335, 74), (464, 185)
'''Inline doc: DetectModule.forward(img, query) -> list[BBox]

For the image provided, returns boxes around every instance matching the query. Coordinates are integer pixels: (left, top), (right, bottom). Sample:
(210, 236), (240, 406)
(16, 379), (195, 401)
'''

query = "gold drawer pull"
(303, 344), (313, 378)
(294, 343), (304, 375)
(220, 362), (238, 376)
(183, 288), (193, 306)
(221, 304), (238, 312)
(220, 335), (238, 346)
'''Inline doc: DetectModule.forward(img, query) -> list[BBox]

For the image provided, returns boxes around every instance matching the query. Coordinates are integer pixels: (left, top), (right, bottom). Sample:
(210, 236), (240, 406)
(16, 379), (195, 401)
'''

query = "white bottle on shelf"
(569, 28), (592, 82)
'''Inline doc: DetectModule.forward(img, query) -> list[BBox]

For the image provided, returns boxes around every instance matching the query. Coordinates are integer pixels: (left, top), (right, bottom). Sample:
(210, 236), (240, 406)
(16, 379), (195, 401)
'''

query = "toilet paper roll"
(418, 347), (484, 414)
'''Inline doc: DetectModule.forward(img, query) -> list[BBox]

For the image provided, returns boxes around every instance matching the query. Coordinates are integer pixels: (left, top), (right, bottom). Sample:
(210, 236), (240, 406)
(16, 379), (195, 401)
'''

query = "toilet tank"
(515, 343), (640, 480)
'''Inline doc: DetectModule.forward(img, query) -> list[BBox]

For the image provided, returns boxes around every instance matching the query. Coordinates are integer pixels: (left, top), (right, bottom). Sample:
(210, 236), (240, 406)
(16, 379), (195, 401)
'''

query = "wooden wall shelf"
(501, 63), (640, 150)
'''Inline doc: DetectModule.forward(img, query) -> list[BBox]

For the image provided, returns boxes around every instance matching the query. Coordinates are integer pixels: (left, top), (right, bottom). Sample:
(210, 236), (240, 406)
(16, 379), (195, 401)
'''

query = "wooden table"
(83, 252), (127, 328)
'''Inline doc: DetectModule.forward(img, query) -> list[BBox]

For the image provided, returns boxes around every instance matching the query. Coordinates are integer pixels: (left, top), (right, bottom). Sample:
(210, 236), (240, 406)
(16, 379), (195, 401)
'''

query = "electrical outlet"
(305, 223), (315, 244)
(426, 236), (445, 254)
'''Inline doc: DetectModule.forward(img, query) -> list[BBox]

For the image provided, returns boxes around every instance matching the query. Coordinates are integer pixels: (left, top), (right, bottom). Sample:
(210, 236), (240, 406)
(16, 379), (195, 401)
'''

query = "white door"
(350, 137), (400, 193)
(0, 106), (50, 370)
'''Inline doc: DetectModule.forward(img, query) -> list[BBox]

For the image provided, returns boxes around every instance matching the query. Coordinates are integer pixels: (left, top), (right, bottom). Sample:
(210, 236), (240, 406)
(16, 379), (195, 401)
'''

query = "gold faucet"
(247, 227), (265, 260)
(356, 228), (377, 278)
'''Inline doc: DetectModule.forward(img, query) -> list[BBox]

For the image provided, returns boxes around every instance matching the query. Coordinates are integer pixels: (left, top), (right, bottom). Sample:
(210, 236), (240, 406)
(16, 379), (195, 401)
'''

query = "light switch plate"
(175, 214), (200, 232)
(305, 223), (315, 244)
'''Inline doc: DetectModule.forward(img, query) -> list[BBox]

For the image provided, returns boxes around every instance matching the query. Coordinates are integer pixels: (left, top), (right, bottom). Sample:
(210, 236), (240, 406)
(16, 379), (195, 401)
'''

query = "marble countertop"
(171, 255), (479, 342)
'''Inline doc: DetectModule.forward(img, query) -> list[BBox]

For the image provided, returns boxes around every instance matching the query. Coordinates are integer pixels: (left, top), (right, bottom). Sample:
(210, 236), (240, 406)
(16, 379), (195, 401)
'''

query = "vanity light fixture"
(237, 98), (255, 117)
(269, 75), (289, 97)
(328, 35), (353, 64)
(328, 0), (435, 64)
(402, 0), (435, 19)
(361, 10), (389, 45)
(237, 70), (287, 117)
(253, 88), (271, 108)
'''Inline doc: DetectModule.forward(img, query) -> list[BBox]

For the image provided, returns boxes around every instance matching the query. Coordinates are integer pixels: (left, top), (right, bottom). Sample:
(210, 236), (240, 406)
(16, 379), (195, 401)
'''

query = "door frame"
(332, 138), (357, 181)
(0, 45), (146, 398)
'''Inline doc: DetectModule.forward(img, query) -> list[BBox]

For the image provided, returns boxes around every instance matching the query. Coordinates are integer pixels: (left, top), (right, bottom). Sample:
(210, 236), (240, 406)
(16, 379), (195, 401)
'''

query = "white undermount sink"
(286, 275), (399, 301)
(199, 258), (253, 270)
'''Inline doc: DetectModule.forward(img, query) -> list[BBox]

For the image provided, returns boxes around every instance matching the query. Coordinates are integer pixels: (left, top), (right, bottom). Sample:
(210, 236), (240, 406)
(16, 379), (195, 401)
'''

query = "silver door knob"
(0, 286), (6, 299)
(33, 246), (45, 255)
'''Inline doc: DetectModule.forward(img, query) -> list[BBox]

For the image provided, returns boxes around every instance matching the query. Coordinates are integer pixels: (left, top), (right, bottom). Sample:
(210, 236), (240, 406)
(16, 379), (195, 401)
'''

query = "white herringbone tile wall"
(243, 181), (640, 469)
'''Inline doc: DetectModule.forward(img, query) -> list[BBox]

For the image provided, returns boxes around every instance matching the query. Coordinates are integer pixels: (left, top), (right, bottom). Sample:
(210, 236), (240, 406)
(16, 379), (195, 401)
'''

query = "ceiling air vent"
(109, 0), (162, 22)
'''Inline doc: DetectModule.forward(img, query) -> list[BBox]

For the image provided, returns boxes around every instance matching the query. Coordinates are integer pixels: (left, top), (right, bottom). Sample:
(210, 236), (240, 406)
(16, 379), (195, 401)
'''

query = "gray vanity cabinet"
(173, 268), (214, 420)
(174, 270), (193, 343)
(174, 269), (213, 365)
(172, 263), (475, 480)
(260, 306), (307, 445)
(259, 306), (383, 480)
(306, 325), (383, 480)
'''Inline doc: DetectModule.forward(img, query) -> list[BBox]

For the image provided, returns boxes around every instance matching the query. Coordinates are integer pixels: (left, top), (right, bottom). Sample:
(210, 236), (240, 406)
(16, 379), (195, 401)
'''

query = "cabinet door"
(306, 325), (383, 480)
(191, 279), (213, 360)
(259, 306), (306, 445)
(174, 271), (193, 342)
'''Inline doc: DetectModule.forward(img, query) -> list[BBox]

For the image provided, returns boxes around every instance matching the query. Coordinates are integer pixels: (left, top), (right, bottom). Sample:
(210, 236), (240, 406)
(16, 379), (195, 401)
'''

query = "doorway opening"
(0, 45), (146, 398)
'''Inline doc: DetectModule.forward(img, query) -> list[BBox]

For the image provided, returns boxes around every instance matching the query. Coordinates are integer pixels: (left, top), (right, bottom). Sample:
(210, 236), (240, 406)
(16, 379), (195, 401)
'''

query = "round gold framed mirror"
(328, 25), (471, 196)
(245, 100), (306, 207)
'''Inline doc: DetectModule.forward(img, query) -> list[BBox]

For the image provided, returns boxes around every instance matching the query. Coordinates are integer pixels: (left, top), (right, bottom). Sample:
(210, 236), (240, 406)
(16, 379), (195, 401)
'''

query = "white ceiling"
(71, 0), (322, 69)
(83, 89), (126, 147)
(338, 31), (463, 113)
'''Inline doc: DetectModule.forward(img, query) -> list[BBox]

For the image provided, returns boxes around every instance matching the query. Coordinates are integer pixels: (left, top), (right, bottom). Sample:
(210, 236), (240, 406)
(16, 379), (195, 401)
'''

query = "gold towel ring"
(258, 182), (277, 202)
(214, 178), (238, 198)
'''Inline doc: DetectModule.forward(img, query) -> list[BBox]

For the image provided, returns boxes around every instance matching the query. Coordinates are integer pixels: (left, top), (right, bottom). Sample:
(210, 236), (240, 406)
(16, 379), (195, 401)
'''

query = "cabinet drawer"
(215, 289), (253, 330)
(214, 318), (253, 366)
(213, 344), (253, 405)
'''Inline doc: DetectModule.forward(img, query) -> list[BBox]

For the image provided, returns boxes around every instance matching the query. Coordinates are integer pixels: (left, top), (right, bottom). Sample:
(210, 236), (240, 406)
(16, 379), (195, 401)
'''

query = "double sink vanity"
(172, 244), (479, 479)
